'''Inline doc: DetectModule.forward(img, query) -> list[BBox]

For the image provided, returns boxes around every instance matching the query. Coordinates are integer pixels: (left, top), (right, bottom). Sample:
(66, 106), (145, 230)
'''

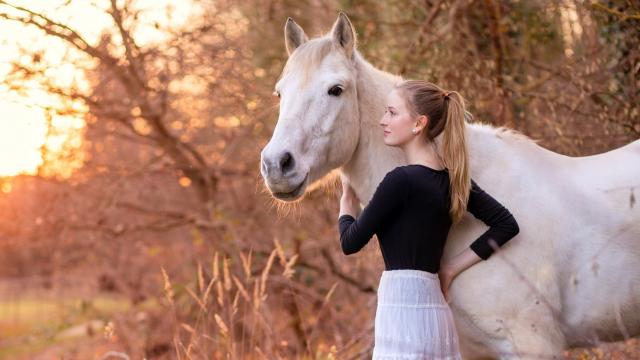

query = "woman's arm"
(338, 168), (408, 255)
(440, 179), (519, 301)
(465, 179), (520, 260)
(439, 247), (483, 301)
(339, 176), (361, 218)
(444, 247), (483, 276)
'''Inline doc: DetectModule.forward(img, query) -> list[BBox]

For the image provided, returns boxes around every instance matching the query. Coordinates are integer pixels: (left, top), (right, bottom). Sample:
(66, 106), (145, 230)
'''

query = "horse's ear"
(284, 17), (308, 56)
(330, 11), (356, 59)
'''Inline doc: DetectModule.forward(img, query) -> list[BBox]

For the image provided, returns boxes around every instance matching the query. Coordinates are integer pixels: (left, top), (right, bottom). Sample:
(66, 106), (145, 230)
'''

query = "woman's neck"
(402, 137), (445, 170)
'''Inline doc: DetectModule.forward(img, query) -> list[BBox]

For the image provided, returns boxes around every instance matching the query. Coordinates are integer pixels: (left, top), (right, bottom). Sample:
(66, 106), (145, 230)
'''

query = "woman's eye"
(328, 85), (343, 96)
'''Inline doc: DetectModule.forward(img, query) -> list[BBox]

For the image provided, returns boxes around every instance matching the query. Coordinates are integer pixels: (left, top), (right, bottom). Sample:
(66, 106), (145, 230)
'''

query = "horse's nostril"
(279, 151), (295, 174)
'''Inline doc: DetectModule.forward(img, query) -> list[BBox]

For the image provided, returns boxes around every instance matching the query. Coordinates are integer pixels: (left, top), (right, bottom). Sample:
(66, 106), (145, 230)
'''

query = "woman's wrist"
(440, 263), (458, 279)
(445, 248), (482, 278)
(340, 194), (360, 217)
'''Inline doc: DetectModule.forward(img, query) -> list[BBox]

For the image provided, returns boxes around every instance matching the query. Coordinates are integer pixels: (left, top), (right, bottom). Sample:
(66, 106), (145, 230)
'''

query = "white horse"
(259, 12), (640, 359)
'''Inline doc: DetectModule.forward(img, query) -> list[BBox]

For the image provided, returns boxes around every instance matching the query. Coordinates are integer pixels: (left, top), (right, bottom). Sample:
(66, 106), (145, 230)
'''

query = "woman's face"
(380, 89), (419, 147)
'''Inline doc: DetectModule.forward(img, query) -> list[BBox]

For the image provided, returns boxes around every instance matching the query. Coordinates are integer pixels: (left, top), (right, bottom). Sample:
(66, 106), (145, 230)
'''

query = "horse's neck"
(344, 53), (548, 202)
(465, 124), (506, 182)
(341, 54), (405, 202)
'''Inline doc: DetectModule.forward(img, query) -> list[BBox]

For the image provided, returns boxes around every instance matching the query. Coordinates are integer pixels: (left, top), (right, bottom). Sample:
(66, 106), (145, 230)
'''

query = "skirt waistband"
(382, 269), (439, 280)
(377, 269), (446, 307)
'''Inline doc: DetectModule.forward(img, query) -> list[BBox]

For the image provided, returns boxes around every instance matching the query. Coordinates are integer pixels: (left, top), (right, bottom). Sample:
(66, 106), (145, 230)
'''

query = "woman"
(338, 80), (520, 359)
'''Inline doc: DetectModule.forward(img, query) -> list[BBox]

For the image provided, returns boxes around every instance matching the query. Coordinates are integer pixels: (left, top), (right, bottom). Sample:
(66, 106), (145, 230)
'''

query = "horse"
(259, 12), (640, 359)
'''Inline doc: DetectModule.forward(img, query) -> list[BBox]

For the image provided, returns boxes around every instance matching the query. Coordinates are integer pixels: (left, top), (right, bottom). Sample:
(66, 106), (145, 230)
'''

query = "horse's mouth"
(273, 173), (309, 200)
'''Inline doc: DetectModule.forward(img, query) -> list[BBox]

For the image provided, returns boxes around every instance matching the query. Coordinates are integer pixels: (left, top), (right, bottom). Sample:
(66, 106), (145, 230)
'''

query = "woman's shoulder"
(380, 164), (448, 189)
(374, 167), (411, 200)
(386, 166), (411, 180)
(395, 164), (447, 182)
(398, 165), (450, 199)
(374, 166), (410, 193)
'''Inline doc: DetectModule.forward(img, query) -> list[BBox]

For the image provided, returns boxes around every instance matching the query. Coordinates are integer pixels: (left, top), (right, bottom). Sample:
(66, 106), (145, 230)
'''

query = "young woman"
(338, 80), (520, 359)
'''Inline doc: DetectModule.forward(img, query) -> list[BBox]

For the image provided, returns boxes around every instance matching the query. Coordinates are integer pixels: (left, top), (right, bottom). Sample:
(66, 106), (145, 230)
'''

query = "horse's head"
(260, 12), (361, 201)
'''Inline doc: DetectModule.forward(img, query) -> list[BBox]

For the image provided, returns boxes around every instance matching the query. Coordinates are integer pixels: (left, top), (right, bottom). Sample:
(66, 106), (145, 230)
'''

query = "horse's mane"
(471, 121), (541, 145)
(279, 38), (333, 85)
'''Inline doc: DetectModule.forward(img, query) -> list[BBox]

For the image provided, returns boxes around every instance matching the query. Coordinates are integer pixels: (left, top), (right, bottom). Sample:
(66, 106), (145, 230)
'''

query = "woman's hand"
(438, 265), (457, 303)
(439, 248), (483, 303)
(339, 175), (361, 217)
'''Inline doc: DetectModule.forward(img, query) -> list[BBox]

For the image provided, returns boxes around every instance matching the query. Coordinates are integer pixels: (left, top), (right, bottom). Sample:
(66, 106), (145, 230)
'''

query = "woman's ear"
(416, 114), (428, 131)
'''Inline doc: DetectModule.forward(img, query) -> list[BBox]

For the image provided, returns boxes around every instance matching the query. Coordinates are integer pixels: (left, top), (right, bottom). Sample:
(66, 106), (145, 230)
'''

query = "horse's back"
(567, 138), (640, 201)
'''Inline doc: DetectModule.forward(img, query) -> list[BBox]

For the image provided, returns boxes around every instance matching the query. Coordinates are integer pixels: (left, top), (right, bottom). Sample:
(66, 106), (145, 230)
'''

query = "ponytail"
(440, 92), (470, 224)
(394, 80), (472, 224)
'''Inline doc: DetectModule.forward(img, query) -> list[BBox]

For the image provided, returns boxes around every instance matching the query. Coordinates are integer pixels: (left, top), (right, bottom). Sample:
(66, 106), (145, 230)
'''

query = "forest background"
(0, 0), (638, 358)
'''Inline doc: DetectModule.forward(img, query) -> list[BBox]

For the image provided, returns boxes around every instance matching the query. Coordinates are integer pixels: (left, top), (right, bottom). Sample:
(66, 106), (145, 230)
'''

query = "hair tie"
(443, 91), (451, 100)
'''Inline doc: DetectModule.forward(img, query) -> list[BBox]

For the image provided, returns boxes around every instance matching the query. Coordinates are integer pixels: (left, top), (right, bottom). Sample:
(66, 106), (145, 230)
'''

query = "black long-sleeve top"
(338, 164), (520, 273)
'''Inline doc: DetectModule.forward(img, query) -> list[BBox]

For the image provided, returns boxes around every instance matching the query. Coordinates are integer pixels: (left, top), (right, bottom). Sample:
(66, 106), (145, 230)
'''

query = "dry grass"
(158, 237), (339, 360)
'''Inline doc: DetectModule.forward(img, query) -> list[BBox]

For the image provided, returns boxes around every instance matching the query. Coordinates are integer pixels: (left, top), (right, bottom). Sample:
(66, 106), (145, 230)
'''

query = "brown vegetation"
(0, 0), (637, 358)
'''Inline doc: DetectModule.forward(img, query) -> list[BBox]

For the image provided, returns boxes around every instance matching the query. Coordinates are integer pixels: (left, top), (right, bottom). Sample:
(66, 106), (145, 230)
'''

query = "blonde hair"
(395, 80), (471, 224)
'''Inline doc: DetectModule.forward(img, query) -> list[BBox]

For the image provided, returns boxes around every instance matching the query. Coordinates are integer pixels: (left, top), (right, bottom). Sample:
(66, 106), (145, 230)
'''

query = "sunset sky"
(0, 0), (193, 177)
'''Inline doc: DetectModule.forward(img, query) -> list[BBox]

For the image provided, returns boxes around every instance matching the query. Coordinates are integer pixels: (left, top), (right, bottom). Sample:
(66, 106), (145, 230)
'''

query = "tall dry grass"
(160, 237), (339, 360)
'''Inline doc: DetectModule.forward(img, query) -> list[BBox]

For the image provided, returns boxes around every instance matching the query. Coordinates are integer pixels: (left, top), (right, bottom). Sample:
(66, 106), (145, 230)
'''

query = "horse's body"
(260, 13), (640, 359)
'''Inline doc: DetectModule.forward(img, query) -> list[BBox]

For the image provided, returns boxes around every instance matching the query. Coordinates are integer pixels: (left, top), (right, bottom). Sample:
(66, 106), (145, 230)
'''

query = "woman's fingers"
(440, 275), (451, 303)
(340, 174), (351, 192)
(341, 179), (355, 197)
(343, 181), (351, 193)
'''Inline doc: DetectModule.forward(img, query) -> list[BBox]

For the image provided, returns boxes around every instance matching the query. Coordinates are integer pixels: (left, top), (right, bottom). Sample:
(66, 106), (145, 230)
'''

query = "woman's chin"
(383, 138), (397, 147)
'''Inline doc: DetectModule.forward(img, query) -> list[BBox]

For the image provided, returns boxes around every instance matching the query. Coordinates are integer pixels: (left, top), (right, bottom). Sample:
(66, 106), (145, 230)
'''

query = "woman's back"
(381, 165), (452, 273)
(338, 165), (519, 273)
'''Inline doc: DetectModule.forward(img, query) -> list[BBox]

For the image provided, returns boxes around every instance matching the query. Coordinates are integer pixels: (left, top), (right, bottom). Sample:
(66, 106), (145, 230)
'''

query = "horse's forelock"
(280, 38), (335, 88)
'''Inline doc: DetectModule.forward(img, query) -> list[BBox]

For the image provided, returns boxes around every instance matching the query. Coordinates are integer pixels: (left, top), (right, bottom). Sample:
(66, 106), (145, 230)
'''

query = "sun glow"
(0, 0), (195, 180)
(0, 103), (47, 176)
(0, 0), (106, 179)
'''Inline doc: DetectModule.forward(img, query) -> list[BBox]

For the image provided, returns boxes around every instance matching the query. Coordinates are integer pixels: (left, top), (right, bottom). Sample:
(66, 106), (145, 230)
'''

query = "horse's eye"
(273, 90), (280, 98)
(328, 85), (343, 97)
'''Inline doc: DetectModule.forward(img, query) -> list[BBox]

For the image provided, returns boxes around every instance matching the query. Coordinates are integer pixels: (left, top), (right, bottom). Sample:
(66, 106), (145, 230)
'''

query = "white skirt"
(372, 269), (462, 360)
